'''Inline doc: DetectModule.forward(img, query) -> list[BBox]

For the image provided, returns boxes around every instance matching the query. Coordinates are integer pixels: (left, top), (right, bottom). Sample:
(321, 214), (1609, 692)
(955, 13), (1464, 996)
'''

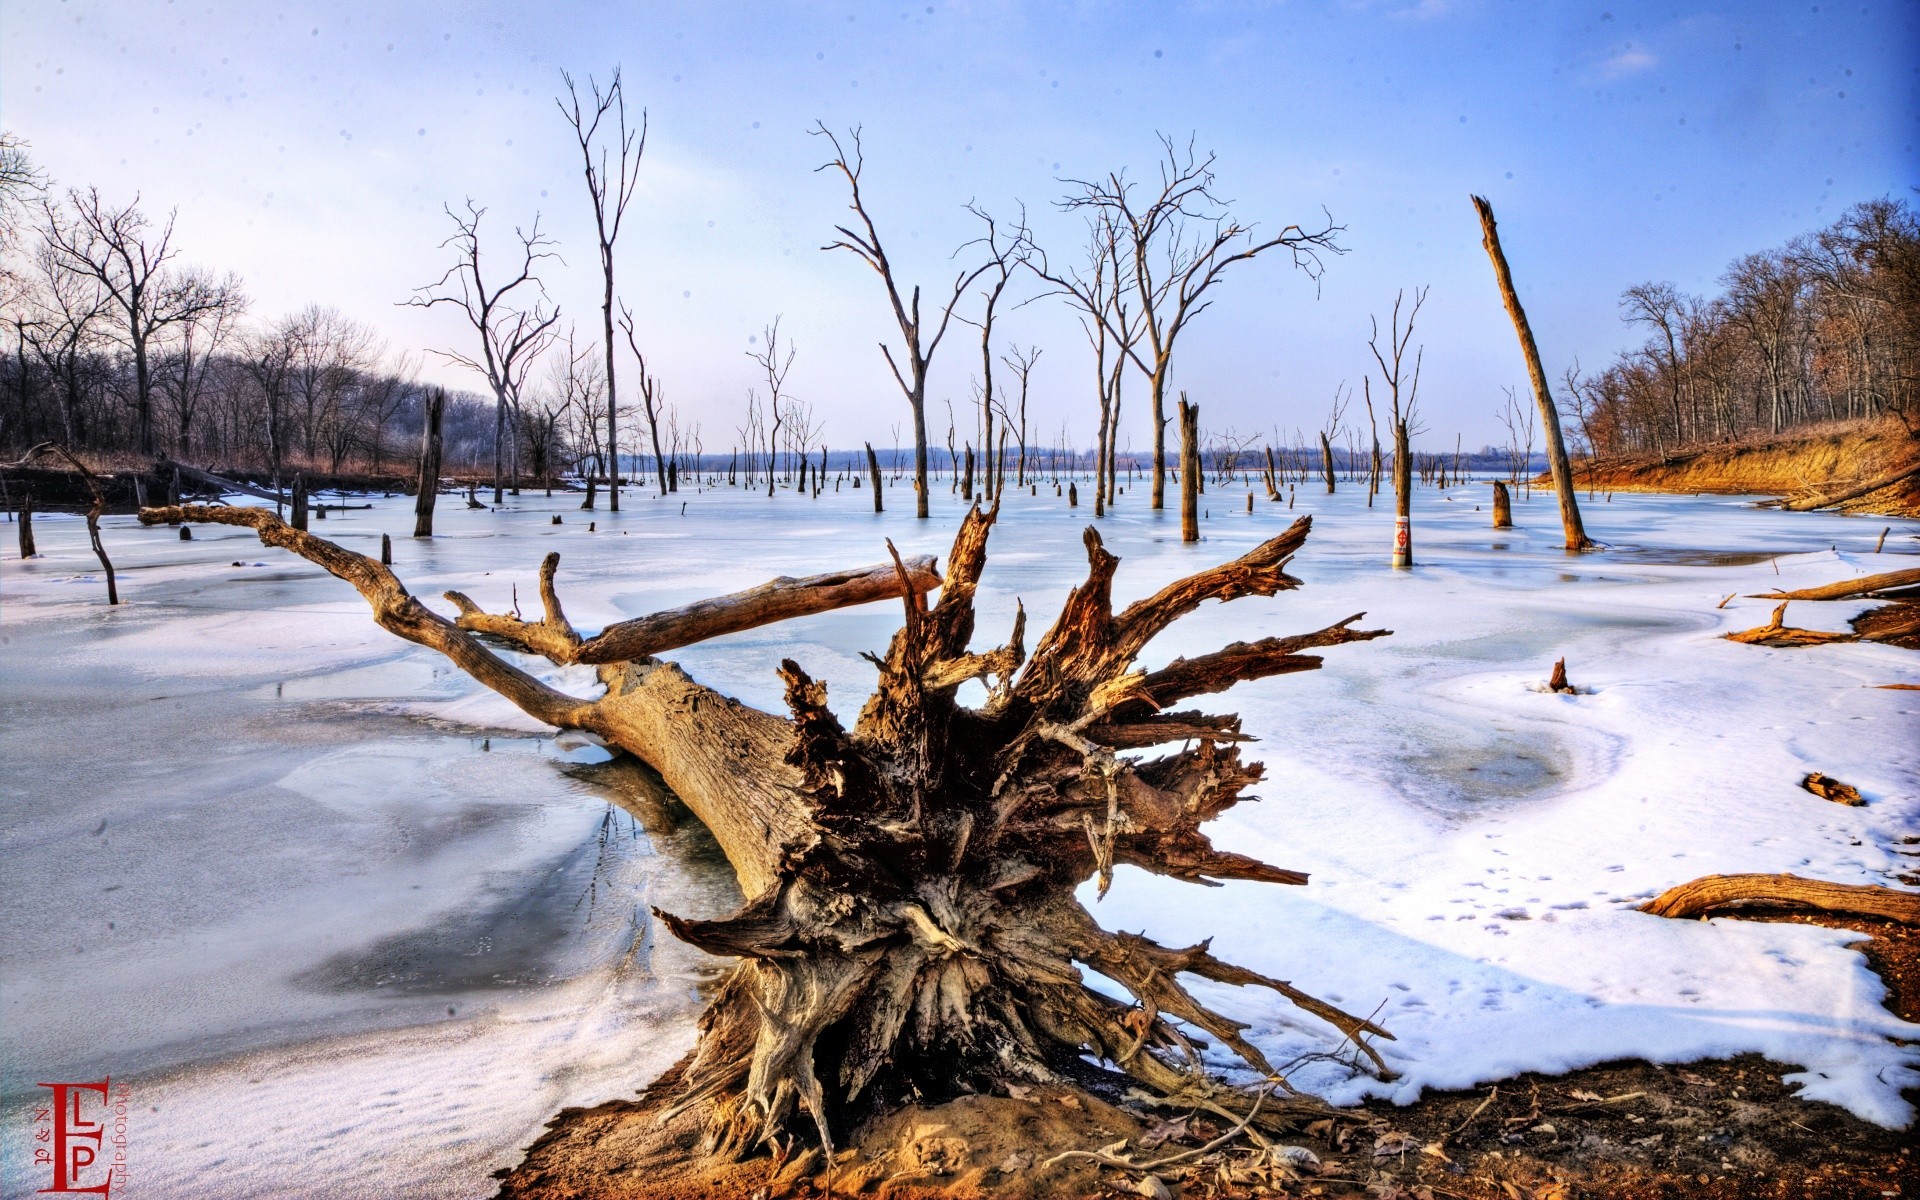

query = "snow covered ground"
(2, 476), (1916, 1198)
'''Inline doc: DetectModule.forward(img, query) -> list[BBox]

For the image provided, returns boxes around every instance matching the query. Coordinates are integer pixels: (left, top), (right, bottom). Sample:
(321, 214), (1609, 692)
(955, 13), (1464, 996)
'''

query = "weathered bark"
(1319, 431), (1335, 494)
(17, 493), (33, 558)
(1642, 874), (1920, 925)
(1392, 420), (1412, 569)
(137, 499), (1393, 1170)
(1471, 196), (1592, 552)
(1491, 480), (1513, 529)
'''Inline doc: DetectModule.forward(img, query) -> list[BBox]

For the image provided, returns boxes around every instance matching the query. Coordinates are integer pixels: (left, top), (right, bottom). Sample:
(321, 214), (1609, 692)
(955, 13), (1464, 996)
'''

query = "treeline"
(1569, 197), (1920, 458)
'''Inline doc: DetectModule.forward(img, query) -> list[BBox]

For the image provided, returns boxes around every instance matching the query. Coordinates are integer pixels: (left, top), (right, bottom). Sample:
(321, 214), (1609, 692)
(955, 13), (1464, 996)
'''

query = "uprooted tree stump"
(1642, 874), (1920, 925)
(137, 501), (1393, 1191)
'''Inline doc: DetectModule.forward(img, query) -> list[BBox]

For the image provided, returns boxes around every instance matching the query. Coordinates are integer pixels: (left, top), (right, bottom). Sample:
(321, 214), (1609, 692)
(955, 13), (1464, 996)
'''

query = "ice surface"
(2, 478), (1917, 1196)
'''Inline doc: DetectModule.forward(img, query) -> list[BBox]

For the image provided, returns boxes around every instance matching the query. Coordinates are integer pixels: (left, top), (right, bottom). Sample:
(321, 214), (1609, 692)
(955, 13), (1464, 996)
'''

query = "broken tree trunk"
(865, 442), (884, 514)
(1319, 431), (1335, 494)
(1471, 195), (1593, 552)
(1642, 874), (1920, 925)
(1179, 395), (1199, 543)
(137, 499), (1392, 1173)
(1491, 480), (1513, 529)
(416, 389), (445, 538)
(17, 492), (33, 558)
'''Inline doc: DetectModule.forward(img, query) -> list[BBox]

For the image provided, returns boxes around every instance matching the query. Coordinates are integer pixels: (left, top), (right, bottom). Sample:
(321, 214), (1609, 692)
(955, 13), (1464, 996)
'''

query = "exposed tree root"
(139, 501), (1394, 1186)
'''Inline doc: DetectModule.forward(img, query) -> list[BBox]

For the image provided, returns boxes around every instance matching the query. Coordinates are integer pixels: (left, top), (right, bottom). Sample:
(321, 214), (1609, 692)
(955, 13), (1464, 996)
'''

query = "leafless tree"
(406, 200), (562, 503)
(1002, 344), (1041, 488)
(1050, 135), (1342, 510)
(1497, 385), (1537, 497)
(558, 69), (645, 512)
(156, 288), (245, 457)
(1368, 287), (1427, 568)
(40, 188), (242, 455)
(749, 317), (796, 498)
(617, 301), (670, 496)
(20, 241), (109, 445)
(1036, 208), (1139, 516)
(814, 124), (989, 518)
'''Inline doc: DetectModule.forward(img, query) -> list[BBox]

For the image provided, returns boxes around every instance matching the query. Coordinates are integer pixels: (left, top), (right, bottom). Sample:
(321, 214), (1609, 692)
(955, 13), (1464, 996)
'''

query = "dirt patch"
(493, 913), (1917, 1199)
(1564, 418), (1920, 519)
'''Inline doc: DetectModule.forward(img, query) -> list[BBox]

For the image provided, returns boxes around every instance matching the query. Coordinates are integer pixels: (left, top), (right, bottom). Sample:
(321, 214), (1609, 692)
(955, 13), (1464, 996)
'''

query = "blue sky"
(5, 0), (1916, 450)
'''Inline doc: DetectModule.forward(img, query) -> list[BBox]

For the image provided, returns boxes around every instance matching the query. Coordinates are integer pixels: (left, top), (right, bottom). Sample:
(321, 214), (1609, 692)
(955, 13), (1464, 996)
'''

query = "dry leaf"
(1135, 1175), (1172, 1200)
(1003, 1083), (1033, 1100)
(1373, 1130), (1420, 1157)
(1057, 1093), (1083, 1111)
(1569, 1089), (1603, 1102)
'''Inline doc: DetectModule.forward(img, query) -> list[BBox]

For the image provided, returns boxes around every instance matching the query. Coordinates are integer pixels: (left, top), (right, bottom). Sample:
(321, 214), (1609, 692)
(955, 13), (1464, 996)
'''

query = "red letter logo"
(36, 1080), (112, 1195)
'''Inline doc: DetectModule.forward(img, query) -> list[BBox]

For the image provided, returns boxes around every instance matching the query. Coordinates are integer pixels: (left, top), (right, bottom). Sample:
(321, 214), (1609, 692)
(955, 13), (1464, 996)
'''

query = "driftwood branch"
(1642, 873), (1920, 925)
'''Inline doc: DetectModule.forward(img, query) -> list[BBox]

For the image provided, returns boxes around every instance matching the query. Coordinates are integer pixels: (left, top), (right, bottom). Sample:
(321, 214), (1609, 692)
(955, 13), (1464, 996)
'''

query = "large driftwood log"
(1642, 874), (1920, 925)
(138, 500), (1392, 1165)
(1750, 567), (1920, 603)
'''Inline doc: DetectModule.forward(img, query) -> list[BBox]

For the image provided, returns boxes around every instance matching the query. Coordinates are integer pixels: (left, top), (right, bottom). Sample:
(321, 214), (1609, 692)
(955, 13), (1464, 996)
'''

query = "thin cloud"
(1598, 47), (1658, 78)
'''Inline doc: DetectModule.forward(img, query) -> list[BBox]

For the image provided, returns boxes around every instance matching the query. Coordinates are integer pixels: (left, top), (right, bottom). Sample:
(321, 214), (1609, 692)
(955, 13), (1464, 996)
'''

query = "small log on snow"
(1547, 657), (1576, 694)
(1750, 567), (1920, 603)
(1642, 873), (1920, 925)
(1724, 601), (1857, 648)
(1800, 772), (1864, 805)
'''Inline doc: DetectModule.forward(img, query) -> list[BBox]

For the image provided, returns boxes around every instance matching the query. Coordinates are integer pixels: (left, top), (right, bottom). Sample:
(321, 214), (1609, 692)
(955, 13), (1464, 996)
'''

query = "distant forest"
(2, 126), (1914, 487)
(1569, 197), (1920, 459)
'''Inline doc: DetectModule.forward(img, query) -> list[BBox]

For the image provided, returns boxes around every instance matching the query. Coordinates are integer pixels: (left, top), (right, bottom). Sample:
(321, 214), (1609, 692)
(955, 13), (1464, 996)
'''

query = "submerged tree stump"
(1491, 480), (1513, 529)
(139, 500), (1393, 1186)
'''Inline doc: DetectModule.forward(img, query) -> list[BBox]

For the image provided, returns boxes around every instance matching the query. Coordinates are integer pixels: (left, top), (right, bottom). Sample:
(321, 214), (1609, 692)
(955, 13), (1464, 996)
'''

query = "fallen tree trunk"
(155, 456), (286, 504)
(1776, 457), (1920, 512)
(1642, 874), (1920, 925)
(1750, 566), (1920, 602)
(138, 500), (1393, 1178)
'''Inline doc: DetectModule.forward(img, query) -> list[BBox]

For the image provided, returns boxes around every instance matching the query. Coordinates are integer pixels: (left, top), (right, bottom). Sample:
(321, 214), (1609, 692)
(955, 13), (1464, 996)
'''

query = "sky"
(4, 0), (1917, 451)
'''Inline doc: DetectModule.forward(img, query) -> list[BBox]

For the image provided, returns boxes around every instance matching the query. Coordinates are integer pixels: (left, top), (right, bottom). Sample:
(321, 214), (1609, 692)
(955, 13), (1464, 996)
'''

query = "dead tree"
(1319, 386), (1347, 495)
(406, 201), (561, 505)
(1004, 345), (1041, 488)
(8, 442), (114, 601)
(1052, 137), (1341, 511)
(1491, 479), (1513, 529)
(815, 125), (988, 519)
(1368, 290), (1426, 569)
(413, 387), (446, 538)
(619, 303), (671, 496)
(558, 69), (645, 514)
(1471, 196), (1592, 551)
(138, 499), (1391, 1183)
(749, 321), (796, 500)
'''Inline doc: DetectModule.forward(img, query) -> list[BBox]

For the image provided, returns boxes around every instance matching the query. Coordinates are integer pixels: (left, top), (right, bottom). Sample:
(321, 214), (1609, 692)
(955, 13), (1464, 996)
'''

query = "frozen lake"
(3, 475), (1917, 1197)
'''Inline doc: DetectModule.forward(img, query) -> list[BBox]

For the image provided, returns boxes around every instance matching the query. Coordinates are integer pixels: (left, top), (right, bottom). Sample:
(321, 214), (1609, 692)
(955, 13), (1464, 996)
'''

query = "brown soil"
(493, 916), (1919, 1200)
(1564, 419), (1920, 518)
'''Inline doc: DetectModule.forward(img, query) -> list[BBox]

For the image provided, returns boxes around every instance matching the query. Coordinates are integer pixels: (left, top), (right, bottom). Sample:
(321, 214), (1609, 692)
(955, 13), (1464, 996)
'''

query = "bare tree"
(406, 201), (562, 504)
(1368, 287), (1426, 569)
(1036, 209), (1138, 517)
(20, 241), (109, 446)
(1319, 384), (1348, 494)
(617, 302), (670, 496)
(1052, 136), (1341, 510)
(749, 318), (795, 499)
(558, 69), (645, 512)
(814, 125), (989, 518)
(1497, 385), (1537, 497)
(156, 289), (245, 458)
(40, 188), (242, 455)
(1002, 344), (1041, 488)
